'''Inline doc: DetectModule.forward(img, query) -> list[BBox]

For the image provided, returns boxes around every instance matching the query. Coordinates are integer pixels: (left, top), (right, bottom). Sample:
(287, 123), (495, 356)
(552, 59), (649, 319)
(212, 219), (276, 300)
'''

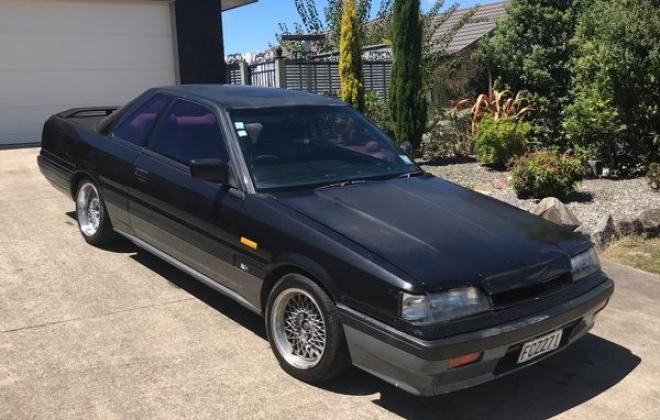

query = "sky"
(222, 0), (504, 55)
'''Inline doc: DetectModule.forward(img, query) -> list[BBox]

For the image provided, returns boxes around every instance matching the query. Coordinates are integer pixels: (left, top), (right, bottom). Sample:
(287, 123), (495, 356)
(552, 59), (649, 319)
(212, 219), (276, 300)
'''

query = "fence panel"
(249, 60), (276, 88)
(284, 60), (390, 97)
(225, 62), (242, 85)
(363, 61), (392, 98)
(284, 61), (340, 95)
(226, 58), (392, 96)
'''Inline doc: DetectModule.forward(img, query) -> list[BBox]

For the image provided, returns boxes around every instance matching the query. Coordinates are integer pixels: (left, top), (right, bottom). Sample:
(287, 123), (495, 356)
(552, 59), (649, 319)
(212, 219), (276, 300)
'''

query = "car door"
(128, 98), (258, 302)
(94, 93), (171, 235)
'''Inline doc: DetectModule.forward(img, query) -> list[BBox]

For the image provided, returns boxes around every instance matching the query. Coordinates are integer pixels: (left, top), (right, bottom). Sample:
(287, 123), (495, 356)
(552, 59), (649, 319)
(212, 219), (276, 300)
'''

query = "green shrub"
(477, 0), (580, 146)
(511, 151), (583, 199)
(566, 0), (660, 174)
(364, 92), (395, 139)
(419, 106), (472, 161)
(562, 89), (626, 167)
(474, 117), (530, 167)
(648, 163), (660, 191)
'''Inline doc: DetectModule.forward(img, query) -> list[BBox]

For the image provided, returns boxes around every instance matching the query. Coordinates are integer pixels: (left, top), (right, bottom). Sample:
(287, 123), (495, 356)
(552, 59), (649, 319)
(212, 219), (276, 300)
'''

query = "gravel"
(422, 161), (660, 234)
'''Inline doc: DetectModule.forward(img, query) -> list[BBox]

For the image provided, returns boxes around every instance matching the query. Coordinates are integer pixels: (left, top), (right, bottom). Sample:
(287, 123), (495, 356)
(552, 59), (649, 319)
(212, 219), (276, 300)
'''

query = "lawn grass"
(604, 236), (660, 275)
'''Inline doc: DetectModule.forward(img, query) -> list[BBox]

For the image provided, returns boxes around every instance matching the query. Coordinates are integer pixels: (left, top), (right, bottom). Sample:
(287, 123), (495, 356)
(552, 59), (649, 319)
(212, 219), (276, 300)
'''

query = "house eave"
(222, 0), (257, 12)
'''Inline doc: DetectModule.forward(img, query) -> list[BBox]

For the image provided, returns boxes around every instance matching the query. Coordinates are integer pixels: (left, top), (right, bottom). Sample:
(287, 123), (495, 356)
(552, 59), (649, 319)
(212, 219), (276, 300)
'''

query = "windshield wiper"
(396, 170), (424, 179)
(316, 179), (367, 190)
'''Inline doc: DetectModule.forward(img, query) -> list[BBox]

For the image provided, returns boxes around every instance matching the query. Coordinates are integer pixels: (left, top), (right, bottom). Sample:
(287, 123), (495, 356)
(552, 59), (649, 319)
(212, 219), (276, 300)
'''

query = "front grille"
(491, 273), (571, 309)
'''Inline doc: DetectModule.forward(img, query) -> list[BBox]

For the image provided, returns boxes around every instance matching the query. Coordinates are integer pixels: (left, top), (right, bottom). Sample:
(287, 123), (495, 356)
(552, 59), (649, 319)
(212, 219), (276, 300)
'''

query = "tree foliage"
(278, 0), (375, 53)
(478, 0), (581, 145)
(564, 0), (660, 174)
(389, 0), (426, 148)
(279, 1), (474, 62)
(420, 2), (476, 87)
(339, 0), (365, 111)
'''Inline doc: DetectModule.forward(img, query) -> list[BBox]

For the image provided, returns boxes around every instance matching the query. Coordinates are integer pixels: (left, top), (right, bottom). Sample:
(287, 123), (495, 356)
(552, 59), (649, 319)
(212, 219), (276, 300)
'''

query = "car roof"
(157, 85), (347, 110)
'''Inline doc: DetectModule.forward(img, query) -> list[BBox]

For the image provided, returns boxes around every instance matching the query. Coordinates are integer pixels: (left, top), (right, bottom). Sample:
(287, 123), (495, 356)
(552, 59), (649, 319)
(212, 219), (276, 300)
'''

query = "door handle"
(134, 167), (149, 182)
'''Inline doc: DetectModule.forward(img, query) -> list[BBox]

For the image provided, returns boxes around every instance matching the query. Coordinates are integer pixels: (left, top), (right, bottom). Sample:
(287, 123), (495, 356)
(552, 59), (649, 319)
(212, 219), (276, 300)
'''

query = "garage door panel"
(0, 105), (69, 143)
(0, 34), (176, 71)
(0, 0), (176, 146)
(0, 69), (176, 108)
(0, 0), (173, 36)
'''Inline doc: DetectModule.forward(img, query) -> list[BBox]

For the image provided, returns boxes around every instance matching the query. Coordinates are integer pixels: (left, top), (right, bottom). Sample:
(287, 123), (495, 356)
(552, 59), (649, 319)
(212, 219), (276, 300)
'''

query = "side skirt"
(117, 231), (262, 316)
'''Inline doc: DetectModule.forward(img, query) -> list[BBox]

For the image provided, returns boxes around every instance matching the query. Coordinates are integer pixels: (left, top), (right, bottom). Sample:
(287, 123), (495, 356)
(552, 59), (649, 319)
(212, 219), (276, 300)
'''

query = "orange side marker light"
(447, 352), (482, 369)
(240, 237), (258, 250)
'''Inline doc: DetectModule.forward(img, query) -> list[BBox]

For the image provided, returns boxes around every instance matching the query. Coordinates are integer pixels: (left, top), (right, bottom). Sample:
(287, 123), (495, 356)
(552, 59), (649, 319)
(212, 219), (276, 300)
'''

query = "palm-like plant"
(468, 90), (533, 133)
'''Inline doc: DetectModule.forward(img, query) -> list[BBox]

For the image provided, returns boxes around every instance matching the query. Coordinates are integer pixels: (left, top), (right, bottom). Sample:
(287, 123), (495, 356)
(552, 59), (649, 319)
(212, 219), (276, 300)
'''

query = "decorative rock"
(616, 217), (644, 236)
(639, 209), (660, 238)
(590, 214), (616, 250)
(533, 197), (580, 230)
(574, 224), (593, 240)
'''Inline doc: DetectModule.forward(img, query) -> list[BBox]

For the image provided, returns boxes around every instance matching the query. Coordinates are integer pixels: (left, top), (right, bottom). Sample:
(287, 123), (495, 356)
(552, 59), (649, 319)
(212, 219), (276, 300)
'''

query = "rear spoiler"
(58, 106), (120, 119)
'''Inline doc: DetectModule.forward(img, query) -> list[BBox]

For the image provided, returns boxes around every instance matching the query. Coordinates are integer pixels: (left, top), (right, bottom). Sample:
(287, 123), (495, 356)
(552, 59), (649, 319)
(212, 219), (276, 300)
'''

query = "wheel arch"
(69, 170), (99, 199)
(260, 256), (340, 312)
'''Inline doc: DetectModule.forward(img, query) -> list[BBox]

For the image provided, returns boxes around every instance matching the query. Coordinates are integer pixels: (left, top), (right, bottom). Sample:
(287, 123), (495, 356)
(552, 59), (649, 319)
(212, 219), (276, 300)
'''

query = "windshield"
(229, 106), (419, 191)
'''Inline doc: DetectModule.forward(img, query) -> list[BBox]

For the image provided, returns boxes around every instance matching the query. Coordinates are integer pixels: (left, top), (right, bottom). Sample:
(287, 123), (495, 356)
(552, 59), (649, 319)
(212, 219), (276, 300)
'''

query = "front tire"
(75, 179), (115, 246)
(266, 274), (351, 383)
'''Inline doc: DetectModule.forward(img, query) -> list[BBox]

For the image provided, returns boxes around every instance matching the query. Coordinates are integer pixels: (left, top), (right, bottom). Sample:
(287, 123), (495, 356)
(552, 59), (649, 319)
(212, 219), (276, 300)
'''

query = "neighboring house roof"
(435, 1), (508, 54)
(354, 1), (509, 59)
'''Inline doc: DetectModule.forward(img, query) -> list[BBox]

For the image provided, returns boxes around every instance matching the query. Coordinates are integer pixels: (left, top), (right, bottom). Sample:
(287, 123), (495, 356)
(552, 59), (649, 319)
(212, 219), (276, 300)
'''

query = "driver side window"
(149, 100), (229, 164)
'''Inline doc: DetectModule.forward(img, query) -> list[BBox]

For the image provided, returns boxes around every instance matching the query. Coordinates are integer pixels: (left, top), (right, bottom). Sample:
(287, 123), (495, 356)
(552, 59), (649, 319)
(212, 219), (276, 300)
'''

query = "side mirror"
(189, 159), (232, 184)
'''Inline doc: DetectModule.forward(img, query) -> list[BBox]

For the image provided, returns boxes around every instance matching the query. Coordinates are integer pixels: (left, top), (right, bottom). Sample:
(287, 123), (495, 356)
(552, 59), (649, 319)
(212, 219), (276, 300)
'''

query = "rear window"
(112, 94), (170, 146)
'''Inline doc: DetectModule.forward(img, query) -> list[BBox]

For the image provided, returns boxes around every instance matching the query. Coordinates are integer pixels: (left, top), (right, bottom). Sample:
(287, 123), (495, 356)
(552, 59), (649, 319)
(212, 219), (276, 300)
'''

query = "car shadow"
(129, 248), (267, 340)
(323, 333), (640, 419)
(110, 237), (639, 419)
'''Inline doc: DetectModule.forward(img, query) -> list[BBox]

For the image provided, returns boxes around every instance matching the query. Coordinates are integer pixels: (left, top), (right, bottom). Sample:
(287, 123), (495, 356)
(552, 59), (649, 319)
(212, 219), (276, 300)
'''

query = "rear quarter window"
(112, 94), (170, 146)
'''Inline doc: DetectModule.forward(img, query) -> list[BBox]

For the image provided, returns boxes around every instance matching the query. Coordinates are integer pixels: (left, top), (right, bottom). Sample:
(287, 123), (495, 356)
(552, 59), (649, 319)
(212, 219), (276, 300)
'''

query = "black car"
(38, 85), (613, 396)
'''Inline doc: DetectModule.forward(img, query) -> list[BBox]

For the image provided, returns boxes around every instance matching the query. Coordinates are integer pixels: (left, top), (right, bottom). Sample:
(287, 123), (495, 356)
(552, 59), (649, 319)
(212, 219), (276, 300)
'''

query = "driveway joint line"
(0, 296), (196, 334)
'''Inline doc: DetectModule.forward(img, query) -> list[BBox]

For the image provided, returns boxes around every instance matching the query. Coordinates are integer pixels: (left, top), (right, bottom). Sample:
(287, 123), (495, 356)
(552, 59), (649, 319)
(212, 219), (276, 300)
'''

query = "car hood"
(274, 175), (587, 294)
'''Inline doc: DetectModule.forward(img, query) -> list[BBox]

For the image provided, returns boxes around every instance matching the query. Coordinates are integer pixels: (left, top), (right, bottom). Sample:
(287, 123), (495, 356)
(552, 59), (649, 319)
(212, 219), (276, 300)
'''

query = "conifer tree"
(339, 0), (365, 111)
(389, 0), (426, 148)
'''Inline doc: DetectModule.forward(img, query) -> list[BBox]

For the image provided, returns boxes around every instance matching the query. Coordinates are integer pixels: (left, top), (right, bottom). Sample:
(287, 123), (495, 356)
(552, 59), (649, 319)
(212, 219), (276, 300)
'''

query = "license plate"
(517, 329), (563, 364)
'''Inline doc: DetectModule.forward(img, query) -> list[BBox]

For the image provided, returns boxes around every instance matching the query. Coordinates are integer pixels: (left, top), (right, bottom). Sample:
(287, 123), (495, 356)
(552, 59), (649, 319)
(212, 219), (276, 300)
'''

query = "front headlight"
(571, 248), (601, 281)
(400, 286), (491, 323)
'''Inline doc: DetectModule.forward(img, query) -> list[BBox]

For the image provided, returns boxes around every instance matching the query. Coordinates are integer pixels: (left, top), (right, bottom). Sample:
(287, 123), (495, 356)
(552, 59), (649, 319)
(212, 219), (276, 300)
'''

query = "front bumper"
(338, 277), (614, 396)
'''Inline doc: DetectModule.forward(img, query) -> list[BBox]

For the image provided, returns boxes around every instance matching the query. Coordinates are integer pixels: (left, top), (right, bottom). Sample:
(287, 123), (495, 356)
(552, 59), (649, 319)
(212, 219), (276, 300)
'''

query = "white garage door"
(0, 0), (177, 145)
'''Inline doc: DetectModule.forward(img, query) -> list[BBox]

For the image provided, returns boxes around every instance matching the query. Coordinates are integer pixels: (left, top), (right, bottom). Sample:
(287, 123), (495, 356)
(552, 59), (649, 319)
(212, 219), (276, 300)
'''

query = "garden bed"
(422, 160), (660, 234)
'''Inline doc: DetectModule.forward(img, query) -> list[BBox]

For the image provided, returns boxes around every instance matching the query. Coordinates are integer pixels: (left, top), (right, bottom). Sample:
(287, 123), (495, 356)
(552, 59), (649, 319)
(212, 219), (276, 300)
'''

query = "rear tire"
(75, 179), (115, 246)
(265, 273), (352, 383)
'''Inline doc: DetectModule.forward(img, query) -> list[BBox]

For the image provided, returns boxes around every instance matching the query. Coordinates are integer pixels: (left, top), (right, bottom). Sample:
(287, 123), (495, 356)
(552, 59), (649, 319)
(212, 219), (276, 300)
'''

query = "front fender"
(267, 252), (341, 300)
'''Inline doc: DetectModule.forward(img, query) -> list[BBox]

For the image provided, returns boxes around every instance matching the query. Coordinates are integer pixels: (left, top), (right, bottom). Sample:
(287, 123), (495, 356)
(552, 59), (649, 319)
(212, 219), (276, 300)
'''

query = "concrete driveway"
(1, 148), (659, 419)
